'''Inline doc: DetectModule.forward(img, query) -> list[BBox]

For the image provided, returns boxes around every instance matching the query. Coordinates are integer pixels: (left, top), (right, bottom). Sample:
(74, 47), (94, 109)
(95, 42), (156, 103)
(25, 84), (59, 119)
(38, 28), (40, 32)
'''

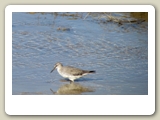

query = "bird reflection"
(50, 81), (94, 95)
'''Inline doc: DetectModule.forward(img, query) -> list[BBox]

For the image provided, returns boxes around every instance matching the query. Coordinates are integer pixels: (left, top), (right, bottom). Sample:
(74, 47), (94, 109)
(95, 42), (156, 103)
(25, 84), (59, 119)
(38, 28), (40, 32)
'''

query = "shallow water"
(12, 12), (148, 95)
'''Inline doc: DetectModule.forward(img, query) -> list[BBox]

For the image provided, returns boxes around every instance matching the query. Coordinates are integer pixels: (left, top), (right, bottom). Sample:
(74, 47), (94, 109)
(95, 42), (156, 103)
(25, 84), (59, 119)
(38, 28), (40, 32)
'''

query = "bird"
(50, 62), (95, 82)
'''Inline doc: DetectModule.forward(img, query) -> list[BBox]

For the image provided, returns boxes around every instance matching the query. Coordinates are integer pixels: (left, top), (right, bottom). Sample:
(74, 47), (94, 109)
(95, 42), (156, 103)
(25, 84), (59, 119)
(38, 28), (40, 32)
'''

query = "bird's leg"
(70, 80), (74, 84)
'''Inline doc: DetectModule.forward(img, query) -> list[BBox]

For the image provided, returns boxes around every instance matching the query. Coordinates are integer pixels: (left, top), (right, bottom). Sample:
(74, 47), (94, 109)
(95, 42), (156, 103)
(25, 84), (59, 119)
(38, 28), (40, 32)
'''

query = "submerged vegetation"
(28, 12), (148, 32)
(83, 12), (147, 25)
(29, 12), (147, 24)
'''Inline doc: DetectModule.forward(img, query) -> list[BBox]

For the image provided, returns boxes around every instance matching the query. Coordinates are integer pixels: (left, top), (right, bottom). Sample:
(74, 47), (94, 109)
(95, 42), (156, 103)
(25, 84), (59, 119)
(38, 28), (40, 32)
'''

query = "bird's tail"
(88, 70), (96, 73)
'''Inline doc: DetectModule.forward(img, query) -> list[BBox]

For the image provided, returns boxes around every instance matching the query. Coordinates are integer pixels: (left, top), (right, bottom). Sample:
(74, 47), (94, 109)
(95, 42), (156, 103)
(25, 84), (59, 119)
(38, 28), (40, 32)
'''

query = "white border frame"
(5, 5), (155, 115)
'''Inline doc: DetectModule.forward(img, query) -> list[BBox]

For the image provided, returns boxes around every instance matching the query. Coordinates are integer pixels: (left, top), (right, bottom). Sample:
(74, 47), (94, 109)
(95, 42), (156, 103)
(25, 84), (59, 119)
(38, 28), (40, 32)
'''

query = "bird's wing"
(62, 66), (85, 76)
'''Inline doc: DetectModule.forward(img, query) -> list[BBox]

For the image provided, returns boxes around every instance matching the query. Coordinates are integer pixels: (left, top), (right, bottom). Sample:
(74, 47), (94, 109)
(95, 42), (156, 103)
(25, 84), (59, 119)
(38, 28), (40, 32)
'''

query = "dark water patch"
(130, 12), (148, 21)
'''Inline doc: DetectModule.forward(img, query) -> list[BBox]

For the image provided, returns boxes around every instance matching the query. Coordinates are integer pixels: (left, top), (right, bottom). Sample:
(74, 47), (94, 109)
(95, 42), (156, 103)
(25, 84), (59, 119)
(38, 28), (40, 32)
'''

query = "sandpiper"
(50, 62), (95, 82)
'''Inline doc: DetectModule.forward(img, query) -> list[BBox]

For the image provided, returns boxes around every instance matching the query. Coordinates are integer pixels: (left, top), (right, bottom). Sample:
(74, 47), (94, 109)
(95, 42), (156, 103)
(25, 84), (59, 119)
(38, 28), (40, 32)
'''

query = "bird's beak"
(50, 65), (57, 73)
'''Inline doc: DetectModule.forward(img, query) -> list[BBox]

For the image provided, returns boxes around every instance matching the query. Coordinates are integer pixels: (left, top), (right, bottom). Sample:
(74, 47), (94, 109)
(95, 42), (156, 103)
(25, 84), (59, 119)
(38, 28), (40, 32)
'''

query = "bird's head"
(50, 62), (63, 73)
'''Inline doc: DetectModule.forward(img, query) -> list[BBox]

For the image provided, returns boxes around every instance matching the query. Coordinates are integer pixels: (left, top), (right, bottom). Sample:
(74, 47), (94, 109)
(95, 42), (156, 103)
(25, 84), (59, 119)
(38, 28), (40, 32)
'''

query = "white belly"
(57, 69), (82, 81)
(68, 75), (82, 81)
